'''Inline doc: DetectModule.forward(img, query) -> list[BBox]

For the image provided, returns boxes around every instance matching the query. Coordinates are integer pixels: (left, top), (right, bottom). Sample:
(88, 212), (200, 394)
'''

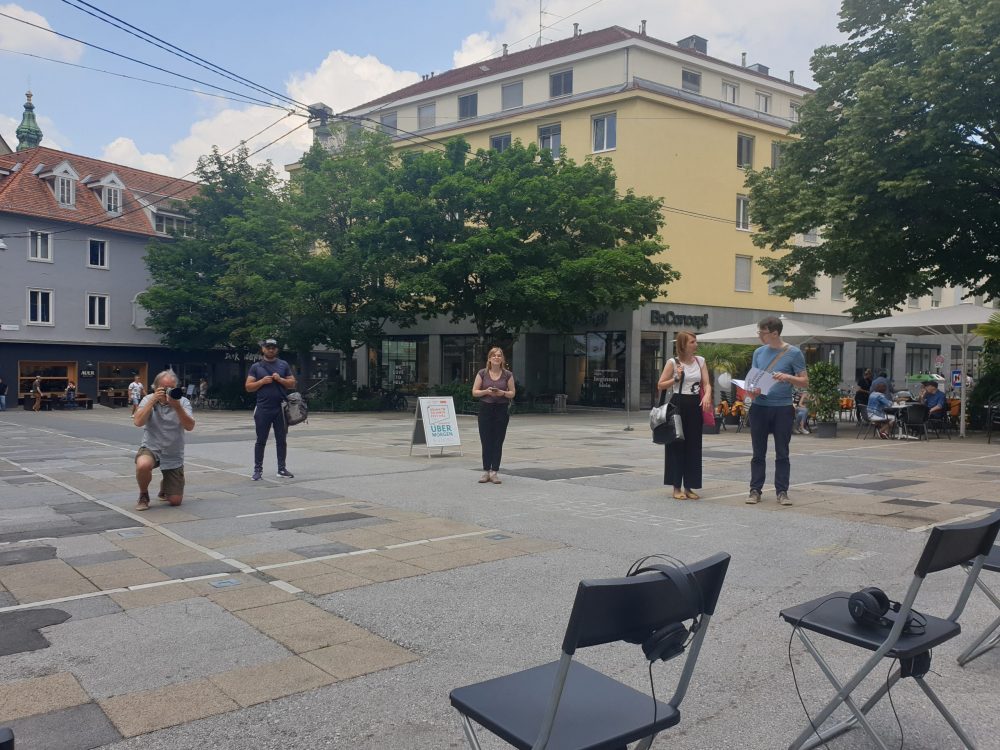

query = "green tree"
(140, 146), (302, 376)
(405, 140), (677, 341)
(747, 0), (1000, 317)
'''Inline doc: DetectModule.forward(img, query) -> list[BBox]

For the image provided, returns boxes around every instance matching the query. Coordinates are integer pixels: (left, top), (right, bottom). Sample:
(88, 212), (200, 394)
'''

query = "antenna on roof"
(538, 0), (543, 46)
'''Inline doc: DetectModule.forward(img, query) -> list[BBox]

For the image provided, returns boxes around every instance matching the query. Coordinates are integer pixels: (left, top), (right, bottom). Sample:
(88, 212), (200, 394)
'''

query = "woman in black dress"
(657, 331), (712, 500)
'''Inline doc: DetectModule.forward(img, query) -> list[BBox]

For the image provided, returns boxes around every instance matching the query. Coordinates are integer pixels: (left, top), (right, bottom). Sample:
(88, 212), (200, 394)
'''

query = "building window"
(501, 81), (523, 110)
(56, 175), (75, 207)
(681, 70), (701, 93)
(29, 230), (52, 261)
(592, 113), (616, 152)
(417, 103), (435, 130)
(104, 186), (122, 214)
(19, 361), (76, 400)
(906, 344), (938, 376)
(722, 81), (739, 104)
(735, 255), (752, 292)
(755, 91), (771, 113)
(458, 93), (477, 120)
(771, 142), (783, 169)
(736, 195), (750, 230)
(87, 294), (110, 328)
(155, 214), (190, 236)
(931, 286), (943, 307)
(737, 134), (754, 169)
(28, 289), (53, 325)
(490, 133), (512, 152)
(789, 102), (800, 122)
(88, 239), (108, 269)
(539, 123), (561, 154)
(831, 275), (845, 301)
(768, 276), (784, 296)
(379, 112), (397, 135)
(908, 296), (920, 308)
(549, 69), (572, 98)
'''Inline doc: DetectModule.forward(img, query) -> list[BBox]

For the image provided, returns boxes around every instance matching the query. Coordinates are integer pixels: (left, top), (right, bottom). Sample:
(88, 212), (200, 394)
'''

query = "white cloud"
(453, 0), (845, 87)
(286, 49), (421, 112)
(0, 109), (68, 151)
(0, 4), (84, 61)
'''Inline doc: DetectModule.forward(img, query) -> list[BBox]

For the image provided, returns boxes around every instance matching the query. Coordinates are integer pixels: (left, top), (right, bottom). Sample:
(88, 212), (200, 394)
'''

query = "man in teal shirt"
(747, 317), (809, 506)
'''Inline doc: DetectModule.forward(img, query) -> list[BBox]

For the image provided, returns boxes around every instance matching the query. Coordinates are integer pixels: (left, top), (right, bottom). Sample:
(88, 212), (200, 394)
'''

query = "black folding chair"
(957, 544), (1000, 666)
(926, 407), (952, 439)
(780, 511), (1000, 750)
(901, 402), (929, 440)
(0, 727), (12, 750)
(855, 405), (880, 439)
(449, 552), (731, 750)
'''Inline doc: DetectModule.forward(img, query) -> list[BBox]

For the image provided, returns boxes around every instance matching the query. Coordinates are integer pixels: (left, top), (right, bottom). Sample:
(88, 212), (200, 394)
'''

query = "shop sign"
(411, 396), (463, 457)
(80, 369), (96, 378)
(593, 369), (620, 388)
(649, 310), (709, 329)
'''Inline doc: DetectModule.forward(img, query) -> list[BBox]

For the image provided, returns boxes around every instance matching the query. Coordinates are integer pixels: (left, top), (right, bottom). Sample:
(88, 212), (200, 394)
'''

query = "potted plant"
(806, 361), (842, 438)
(699, 343), (754, 431)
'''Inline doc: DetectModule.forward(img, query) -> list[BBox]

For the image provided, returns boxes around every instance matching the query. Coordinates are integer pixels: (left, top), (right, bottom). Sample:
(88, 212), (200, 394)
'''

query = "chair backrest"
(904, 403), (928, 425)
(560, 552), (730, 654)
(914, 510), (1000, 577)
(856, 404), (870, 424)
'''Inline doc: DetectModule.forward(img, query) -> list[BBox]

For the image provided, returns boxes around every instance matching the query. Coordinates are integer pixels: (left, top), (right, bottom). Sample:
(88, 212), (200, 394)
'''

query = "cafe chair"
(449, 552), (731, 750)
(926, 407), (952, 440)
(901, 402), (929, 440)
(855, 406), (881, 440)
(957, 544), (1000, 667)
(987, 394), (1000, 444)
(779, 510), (1000, 750)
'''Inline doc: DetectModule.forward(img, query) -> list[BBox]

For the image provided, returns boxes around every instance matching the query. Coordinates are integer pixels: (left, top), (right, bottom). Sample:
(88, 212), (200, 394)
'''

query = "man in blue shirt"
(245, 339), (296, 481)
(747, 317), (809, 506)
(922, 381), (946, 417)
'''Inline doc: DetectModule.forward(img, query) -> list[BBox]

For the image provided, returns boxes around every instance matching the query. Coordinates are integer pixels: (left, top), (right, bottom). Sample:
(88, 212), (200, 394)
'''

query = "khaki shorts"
(136, 447), (185, 496)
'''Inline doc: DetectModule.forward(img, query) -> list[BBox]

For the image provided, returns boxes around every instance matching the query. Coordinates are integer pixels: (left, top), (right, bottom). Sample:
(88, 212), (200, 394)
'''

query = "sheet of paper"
(731, 379), (746, 391)
(744, 367), (778, 395)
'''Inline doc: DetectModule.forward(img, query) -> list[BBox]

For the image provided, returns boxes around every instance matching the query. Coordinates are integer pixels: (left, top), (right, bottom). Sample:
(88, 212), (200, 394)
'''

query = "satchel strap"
(762, 345), (789, 374)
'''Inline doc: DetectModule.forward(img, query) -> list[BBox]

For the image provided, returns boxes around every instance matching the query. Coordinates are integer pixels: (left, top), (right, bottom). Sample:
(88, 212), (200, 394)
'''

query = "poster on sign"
(410, 396), (463, 457)
(952, 369), (962, 388)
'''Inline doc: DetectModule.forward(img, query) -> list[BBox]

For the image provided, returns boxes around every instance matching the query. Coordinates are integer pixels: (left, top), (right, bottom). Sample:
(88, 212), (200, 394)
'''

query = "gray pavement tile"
(2, 476), (50, 485)
(156, 561), (240, 579)
(0, 608), (72, 656)
(882, 497), (939, 507)
(51, 501), (106, 515)
(0, 546), (56, 566)
(821, 478), (925, 491)
(270, 511), (372, 530)
(61, 550), (134, 567)
(289, 543), (359, 558)
(0, 592), (16, 607)
(501, 466), (626, 480)
(6, 702), (123, 750)
(954, 498), (1000, 508)
(51, 595), (124, 621)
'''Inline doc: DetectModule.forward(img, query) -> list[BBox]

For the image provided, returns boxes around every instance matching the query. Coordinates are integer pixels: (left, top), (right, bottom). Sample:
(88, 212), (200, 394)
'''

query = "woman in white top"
(656, 331), (712, 500)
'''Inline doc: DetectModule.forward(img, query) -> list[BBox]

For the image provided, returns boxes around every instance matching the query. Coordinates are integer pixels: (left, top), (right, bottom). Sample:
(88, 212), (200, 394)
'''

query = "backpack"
(282, 390), (309, 426)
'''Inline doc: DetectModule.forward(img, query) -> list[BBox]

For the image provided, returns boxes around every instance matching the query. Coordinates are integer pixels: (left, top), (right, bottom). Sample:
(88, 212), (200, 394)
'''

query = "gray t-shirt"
(138, 395), (193, 470)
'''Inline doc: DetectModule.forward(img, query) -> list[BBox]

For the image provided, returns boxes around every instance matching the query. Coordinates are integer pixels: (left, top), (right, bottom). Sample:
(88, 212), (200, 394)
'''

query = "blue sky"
(1, 0), (844, 176)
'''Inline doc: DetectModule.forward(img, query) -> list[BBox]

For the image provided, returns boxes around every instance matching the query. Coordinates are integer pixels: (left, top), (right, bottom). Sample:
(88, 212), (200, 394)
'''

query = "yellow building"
(303, 25), (983, 407)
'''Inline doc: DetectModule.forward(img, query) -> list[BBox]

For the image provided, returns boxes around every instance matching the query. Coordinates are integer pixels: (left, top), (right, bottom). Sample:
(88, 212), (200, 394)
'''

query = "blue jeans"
(0, 395), (5, 410)
(750, 404), (794, 493)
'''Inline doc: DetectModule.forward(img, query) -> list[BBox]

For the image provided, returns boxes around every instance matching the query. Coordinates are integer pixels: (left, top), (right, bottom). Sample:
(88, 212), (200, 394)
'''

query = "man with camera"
(133, 370), (195, 511)
(245, 338), (296, 481)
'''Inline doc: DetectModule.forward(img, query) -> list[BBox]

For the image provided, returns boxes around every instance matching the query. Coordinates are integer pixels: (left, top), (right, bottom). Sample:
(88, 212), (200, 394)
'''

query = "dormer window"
(56, 175), (75, 207)
(39, 160), (80, 208)
(104, 187), (122, 214)
(155, 212), (190, 236)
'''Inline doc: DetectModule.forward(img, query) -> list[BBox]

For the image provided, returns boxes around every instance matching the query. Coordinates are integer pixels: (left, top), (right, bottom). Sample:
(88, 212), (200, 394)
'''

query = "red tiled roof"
(351, 25), (810, 111)
(0, 146), (198, 237)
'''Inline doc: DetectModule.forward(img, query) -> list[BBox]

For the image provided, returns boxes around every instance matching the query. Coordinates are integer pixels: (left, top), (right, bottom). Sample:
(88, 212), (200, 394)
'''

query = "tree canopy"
(747, 0), (1000, 317)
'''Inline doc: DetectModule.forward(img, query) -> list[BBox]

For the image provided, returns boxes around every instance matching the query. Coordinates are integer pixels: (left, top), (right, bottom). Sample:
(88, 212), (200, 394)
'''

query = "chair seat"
(780, 592), (960, 659)
(450, 660), (679, 750)
(982, 546), (1000, 574)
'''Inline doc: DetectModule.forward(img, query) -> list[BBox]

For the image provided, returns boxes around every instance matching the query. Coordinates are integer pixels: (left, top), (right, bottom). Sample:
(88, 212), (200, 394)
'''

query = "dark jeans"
(750, 404), (794, 493)
(254, 407), (287, 470)
(478, 402), (510, 471)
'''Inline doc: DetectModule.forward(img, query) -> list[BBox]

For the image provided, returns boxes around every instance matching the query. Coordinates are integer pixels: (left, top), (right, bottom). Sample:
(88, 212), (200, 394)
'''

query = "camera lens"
(168, 387), (184, 400)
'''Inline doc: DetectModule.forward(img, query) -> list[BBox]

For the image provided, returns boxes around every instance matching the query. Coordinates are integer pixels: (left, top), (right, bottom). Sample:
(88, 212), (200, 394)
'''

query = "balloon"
(717, 372), (732, 389)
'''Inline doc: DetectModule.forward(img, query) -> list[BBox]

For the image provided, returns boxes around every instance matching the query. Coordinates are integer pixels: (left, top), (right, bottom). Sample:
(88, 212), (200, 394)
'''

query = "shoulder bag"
(651, 359), (685, 445)
(277, 382), (309, 427)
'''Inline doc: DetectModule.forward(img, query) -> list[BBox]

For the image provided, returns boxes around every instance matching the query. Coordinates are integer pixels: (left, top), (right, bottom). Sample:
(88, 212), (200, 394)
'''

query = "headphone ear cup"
(849, 590), (880, 625)
(642, 623), (688, 662)
(863, 587), (891, 616)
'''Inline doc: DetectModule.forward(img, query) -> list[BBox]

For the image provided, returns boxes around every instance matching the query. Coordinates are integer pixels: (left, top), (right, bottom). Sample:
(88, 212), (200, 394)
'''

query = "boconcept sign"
(649, 310), (709, 329)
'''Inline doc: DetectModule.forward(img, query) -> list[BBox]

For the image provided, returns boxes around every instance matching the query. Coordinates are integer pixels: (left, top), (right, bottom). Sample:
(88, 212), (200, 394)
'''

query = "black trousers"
(478, 402), (510, 471)
(749, 404), (794, 493)
(664, 393), (703, 490)
(254, 406), (287, 470)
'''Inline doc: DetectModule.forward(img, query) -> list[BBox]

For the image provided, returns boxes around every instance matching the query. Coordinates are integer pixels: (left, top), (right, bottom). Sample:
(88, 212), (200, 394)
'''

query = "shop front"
(522, 331), (626, 407)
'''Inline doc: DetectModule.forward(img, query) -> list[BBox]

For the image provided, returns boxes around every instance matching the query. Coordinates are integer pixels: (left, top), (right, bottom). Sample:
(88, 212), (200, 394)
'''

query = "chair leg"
(788, 630), (892, 750)
(958, 574), (1000, 666)
(459, 715), (484, 750)
(913, 678), (978, 749)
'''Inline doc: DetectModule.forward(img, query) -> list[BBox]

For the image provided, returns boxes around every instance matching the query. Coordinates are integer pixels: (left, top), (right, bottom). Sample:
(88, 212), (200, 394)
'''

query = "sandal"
(672, 489), (687, 500)
(684, 490), (701, 500)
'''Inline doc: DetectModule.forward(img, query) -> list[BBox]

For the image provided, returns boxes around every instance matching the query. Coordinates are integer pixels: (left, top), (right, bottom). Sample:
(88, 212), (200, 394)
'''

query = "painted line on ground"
(236, 501), (356, 518)
(908, 509), (994, 534)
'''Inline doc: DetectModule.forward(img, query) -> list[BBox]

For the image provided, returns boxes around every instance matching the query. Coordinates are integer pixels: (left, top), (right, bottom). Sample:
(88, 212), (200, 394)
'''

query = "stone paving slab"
(98, 678), (239, 738)
(0, 672), (89, 722)
(208, 656), (338, 707)
(299, 635), (419, 680)
(4, 702), (122, 750)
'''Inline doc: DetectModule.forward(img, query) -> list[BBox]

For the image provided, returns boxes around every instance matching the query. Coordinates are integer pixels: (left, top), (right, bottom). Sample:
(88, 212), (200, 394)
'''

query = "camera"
(167, 387), (184, 400)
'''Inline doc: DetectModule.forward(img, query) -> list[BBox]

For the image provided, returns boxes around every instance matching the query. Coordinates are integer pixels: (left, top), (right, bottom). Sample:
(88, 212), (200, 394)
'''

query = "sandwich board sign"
(410, 396), (463, 457)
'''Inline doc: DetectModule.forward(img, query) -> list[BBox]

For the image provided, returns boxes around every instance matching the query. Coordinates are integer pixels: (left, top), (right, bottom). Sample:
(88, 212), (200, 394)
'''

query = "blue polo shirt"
(249, 359), (292, 410)
(924, 390), (946, 412)
(750, 344), (807, 407)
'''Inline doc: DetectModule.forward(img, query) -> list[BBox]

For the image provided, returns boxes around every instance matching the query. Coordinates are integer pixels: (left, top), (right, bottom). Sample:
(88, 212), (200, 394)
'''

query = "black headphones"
(625, 554), (704, 663)
(848, 587), (926, 635)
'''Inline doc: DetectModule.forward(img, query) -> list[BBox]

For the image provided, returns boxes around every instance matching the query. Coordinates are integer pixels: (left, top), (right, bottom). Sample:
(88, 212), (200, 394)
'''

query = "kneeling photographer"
(133, 370), (195, 511)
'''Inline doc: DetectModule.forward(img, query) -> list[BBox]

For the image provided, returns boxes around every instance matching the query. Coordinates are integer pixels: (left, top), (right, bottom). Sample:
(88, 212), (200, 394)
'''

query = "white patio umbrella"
(832, 303), (995, 437)
(698, 316), (870, 345)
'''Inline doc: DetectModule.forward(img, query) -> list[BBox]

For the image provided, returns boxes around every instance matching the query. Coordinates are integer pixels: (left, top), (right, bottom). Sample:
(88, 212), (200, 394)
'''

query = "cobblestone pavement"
(1, 406), (998, 749)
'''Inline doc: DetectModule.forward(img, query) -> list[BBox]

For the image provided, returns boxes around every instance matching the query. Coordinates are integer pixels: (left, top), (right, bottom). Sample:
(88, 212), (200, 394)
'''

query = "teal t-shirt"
(750, 344), (807, 407)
